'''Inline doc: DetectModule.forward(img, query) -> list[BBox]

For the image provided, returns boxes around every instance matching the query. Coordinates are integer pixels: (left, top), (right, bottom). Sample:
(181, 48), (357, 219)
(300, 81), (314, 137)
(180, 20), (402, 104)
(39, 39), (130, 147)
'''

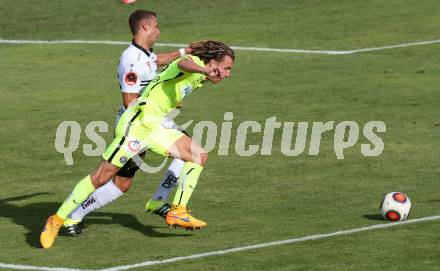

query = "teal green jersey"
(139, 55), (206, 116)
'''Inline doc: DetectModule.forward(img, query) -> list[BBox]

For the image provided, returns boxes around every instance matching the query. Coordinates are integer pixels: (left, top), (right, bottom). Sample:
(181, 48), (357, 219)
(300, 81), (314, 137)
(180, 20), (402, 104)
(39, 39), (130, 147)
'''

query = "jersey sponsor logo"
(181, 86), (193, 97)
(125, 72), (138, 86)
(127, 139), (141, 152)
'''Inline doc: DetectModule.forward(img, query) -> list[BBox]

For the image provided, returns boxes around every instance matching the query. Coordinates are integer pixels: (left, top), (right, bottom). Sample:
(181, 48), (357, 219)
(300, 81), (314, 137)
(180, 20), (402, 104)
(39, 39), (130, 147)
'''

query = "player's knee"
(113, 177), (132, 193)
(90, 173), (110, 188)
(198, 150), (208, 166)
(91, 161), (119, 188)
(200, 151), (208, 166)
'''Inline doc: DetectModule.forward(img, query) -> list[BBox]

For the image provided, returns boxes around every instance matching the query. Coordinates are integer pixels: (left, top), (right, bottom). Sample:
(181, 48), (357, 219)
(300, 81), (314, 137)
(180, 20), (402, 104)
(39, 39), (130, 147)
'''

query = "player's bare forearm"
(156, 51), (180, 66)
(122, 92), (139, 108)
(177, 58), (211, 75)
(156, 48), (190, 66)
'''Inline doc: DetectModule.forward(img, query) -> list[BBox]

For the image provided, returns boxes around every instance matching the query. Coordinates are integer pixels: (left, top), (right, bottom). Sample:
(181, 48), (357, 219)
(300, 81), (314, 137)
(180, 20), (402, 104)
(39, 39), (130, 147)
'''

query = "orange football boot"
(166, 205), (207, 230)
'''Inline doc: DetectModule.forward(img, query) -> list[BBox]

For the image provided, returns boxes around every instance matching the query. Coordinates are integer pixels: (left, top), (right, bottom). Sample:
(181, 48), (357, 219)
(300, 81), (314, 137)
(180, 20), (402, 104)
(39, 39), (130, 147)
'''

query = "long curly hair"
(189, 40), (235, 63)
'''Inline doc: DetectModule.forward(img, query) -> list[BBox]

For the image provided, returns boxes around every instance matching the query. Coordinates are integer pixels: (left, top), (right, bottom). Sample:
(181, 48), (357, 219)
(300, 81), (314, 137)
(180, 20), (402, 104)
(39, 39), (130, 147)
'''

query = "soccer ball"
(380, 192), (411, 222)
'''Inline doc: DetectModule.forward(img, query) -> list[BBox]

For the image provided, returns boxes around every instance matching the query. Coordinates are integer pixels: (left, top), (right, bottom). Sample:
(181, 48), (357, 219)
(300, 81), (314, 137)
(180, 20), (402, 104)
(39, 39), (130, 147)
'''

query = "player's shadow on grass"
(0, 193), (191, 248)
(362, 213), (385, 221)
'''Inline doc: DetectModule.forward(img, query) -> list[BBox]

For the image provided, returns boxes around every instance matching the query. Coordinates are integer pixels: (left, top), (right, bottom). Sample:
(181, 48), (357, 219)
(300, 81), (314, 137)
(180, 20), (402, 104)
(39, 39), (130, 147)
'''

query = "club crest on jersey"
(125, 72), (138, 86)
(127, 139), (141, 152)
(180, 86), (193, 97)
(119, 156), (128, 164)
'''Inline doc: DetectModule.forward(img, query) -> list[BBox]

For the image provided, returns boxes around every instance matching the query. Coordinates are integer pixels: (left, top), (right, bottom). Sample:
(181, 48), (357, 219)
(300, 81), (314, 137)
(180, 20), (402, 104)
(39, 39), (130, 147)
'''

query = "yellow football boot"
(40, 214), (64, 248)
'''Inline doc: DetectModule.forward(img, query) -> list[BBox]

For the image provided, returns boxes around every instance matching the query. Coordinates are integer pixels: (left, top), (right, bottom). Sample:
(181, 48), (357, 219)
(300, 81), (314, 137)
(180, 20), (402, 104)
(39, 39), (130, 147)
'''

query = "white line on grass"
(0, 39), (439, 55)
(1, 215), (439, 271)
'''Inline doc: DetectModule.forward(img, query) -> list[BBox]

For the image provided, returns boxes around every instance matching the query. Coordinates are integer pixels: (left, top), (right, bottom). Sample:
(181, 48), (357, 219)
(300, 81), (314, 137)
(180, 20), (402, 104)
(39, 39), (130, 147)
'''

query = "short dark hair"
(128, 10), (157, 35)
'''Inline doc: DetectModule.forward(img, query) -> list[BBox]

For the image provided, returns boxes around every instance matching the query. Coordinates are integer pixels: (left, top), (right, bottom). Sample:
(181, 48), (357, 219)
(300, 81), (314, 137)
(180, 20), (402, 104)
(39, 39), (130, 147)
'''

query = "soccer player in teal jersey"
(40, 40), (235, 248)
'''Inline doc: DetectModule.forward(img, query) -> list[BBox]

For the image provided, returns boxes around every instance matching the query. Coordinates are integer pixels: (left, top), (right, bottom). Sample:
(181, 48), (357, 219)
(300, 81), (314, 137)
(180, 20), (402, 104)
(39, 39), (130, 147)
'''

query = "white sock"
(68, 179), (124, 221)
(151, 158), (185, 201)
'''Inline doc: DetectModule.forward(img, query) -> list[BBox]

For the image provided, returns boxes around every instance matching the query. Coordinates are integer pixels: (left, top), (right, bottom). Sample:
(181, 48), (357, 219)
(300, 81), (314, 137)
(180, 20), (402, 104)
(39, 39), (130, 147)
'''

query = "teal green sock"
(56, 175), (96, 220)
(172, 162), (203, 207)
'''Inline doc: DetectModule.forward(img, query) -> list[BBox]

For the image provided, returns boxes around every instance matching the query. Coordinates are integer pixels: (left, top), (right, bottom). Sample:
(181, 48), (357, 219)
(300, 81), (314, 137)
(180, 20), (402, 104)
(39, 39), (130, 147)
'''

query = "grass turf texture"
(0, 0), (439, 270)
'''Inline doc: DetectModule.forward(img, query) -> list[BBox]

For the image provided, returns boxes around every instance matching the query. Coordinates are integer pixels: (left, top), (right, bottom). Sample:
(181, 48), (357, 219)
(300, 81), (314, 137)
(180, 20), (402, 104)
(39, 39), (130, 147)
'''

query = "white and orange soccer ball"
(380, 192), (411, 222)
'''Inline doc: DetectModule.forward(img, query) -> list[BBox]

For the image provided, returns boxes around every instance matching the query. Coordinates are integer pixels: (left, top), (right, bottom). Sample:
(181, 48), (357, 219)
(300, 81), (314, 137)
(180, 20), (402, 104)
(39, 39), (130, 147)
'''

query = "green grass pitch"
(0, 0), (439, 270)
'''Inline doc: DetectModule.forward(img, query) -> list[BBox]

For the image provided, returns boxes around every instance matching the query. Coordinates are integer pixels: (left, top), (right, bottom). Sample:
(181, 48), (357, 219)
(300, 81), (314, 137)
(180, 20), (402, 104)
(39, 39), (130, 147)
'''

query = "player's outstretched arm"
(177, 57), (220, 77)
(156, 47), (191, 66)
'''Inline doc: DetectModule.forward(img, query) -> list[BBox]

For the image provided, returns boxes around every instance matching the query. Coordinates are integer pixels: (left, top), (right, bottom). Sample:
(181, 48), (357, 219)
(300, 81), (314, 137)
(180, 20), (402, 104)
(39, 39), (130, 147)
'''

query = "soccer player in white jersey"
(63, 10), (189, 235)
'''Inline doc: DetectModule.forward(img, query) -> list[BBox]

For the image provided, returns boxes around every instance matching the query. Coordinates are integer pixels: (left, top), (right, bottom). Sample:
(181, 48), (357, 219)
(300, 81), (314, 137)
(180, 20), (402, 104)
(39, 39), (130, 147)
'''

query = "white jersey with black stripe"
(116, 41), (158, 124)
